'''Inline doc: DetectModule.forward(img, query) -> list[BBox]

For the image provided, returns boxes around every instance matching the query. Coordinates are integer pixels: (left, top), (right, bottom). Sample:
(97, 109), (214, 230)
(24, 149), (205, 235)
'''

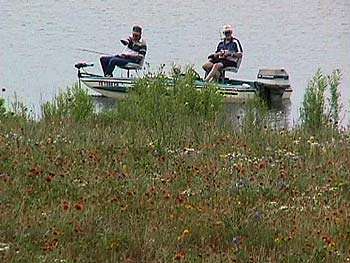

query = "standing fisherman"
(100, 25), (147, 77)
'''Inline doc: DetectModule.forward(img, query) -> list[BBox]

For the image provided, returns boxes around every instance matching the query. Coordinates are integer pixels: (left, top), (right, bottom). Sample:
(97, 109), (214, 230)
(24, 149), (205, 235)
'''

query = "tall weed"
(41, 84), (94, 121)
(116, 67), (224, 148)
(327, 69), (342, 126)
(300, 69), (342, 130)
(0, 97), (6, 117)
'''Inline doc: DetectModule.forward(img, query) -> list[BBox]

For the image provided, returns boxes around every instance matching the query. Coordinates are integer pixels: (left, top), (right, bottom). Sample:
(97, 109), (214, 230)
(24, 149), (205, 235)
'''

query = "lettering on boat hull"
(98, 81), (119, 87)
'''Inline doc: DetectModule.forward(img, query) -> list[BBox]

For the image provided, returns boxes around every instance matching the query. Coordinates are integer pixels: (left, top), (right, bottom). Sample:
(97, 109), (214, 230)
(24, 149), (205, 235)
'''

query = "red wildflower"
(62, 201), (70, 211)
(46, 175), (53, 183)
(174, 250), (186, 261)
(74, 202), (84, 211)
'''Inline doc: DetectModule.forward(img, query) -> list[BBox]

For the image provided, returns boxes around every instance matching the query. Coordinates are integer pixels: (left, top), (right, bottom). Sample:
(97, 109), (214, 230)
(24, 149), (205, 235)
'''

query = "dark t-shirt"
(216, 38), (243, 61)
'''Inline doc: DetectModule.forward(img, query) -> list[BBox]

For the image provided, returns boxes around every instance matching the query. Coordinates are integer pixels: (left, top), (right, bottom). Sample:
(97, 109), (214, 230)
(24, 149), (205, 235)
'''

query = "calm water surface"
(0, 0), (349, 122)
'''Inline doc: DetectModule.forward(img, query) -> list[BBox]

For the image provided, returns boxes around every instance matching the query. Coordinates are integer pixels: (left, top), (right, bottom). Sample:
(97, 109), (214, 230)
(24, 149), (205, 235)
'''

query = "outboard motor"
(256, 69), (291, 101)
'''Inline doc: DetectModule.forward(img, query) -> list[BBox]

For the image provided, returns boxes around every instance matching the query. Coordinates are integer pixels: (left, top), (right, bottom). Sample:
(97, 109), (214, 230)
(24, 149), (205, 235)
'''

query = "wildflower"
(232, 236), (241, 247)
(214, 221), (224, 226)
(274, 237), (282, 244)
(174, 250), (186, 261)
(46, 175), (54, 183)
(279, 205), (289, 211)
(258, 160), (268, 170)
(164, 192), (171, 200)
(310, 142), (320, 148)
(235, 179), (249, 189)
(110, 240), (119, 249)
(185, 204), (194, 210)
(322, 235), (336, 248)
(176, 194), (187, 204)
(0, 173), (10, 182)
(183, 229), (190, 236)
(178, 229), (191, 241)
(62, 201), (70, 211)
(182, 147), (196, 155)
(43, 239), (59, 252)
(254, 210), (263, 221)
(74, 202), (84, 211)
(0, 242), (10, 252)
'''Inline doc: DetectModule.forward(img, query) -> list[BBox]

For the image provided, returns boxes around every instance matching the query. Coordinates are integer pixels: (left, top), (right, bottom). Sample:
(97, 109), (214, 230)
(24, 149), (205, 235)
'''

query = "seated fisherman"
(100, 25), (147, 77)
(202, 25), (243, 82)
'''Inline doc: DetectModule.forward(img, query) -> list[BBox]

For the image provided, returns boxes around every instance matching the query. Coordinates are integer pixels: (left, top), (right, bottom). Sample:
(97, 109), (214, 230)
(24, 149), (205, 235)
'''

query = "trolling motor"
(75, 62), (94, 88)
(75, 62), (94, 69)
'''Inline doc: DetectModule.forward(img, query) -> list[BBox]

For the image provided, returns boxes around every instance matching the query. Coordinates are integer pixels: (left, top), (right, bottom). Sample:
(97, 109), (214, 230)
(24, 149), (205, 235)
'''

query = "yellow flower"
(178, 229), (191, 241)
(183, 229), (190, 235)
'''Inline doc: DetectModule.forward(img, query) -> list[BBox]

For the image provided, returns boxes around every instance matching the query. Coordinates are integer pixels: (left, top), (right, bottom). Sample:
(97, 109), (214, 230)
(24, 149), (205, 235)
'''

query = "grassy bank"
(0, 70), (349, 262)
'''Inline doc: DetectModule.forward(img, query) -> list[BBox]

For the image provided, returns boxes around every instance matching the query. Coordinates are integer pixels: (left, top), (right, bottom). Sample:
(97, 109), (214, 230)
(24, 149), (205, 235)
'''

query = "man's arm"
(120, 36), (133, 47)
(137, 42), (147, 59)
(223, 42), (242, 59)
(208, 42), (224, 59)
(123, 41), (147, 60)
(223, 51), (242, 58)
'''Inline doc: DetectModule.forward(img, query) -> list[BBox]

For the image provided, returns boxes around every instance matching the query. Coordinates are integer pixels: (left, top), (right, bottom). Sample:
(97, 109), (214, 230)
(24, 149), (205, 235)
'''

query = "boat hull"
(80, 75), (292, 102)
(81, 76), (131, 99)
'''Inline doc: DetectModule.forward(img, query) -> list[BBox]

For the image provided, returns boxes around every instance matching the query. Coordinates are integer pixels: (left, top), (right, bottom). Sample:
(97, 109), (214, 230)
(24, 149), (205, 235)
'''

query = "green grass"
(0, 70), (349, 262)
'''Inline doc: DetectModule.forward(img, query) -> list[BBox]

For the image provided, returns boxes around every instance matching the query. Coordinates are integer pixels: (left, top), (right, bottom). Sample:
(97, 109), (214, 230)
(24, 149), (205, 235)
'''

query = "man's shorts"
(210, 58), (237, 68)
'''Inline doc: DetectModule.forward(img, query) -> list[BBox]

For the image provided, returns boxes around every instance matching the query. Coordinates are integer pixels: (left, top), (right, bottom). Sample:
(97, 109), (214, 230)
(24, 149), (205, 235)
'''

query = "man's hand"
(217, 50), (226, 58)
(120, 39), (129, 46)
(208, 53), (217, 59)
(235, 52), (243, 58)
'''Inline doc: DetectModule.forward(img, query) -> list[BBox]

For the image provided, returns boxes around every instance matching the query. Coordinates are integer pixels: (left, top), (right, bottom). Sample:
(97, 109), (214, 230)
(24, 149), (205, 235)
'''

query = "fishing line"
(76, 42), (128, 56)
(76, 48), (111, 55)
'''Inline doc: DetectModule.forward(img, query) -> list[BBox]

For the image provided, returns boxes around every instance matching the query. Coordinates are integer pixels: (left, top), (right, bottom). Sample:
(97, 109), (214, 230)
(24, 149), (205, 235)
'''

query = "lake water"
(0, 0), (349, 123)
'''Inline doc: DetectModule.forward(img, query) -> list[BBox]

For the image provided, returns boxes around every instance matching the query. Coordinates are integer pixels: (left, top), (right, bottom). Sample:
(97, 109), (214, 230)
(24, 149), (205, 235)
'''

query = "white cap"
(222, 24), (234, 34)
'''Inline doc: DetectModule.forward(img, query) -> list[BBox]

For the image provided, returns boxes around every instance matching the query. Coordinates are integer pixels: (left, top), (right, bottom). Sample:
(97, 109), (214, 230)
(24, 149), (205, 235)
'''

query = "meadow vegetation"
(0, 69), (349, 262)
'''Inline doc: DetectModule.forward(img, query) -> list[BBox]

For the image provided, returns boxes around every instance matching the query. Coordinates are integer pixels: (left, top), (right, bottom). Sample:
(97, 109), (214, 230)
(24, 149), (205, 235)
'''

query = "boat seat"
(118, 57), (145, 78)
(222, 56), (243, 75)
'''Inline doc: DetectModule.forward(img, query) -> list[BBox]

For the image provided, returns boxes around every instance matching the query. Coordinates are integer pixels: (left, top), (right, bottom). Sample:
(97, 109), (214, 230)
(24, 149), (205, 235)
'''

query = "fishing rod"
(76, 48), (110, 55)
(76, 43), (128, 56)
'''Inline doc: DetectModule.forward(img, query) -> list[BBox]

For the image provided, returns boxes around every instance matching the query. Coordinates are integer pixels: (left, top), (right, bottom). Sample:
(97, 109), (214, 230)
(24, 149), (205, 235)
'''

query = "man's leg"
(105, 56), (132, 77)
(204, 63), (223, 82)
(100, 56), (112, 76)
(202, 61), (213, 78)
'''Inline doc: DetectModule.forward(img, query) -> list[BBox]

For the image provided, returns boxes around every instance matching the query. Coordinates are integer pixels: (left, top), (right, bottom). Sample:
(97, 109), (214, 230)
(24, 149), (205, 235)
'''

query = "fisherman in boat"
(202, 25), (243, 82)
(100, 25), (147, 77)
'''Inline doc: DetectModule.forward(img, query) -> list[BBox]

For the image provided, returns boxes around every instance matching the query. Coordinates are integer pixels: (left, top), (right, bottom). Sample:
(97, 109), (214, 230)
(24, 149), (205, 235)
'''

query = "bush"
(116, 67), (224, 148)
(300, 69), (342, 130)
(41, 84), (94, 122)
(0, 97), (6, 117)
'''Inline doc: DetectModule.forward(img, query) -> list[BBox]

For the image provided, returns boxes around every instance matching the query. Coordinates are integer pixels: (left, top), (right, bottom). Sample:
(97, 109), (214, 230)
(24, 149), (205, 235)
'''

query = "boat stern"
(256, 69), (292, 100)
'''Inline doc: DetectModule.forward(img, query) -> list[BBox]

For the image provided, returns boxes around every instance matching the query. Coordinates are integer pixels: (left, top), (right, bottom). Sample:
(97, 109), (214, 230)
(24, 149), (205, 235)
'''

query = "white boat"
(75, 63), (292, 102)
